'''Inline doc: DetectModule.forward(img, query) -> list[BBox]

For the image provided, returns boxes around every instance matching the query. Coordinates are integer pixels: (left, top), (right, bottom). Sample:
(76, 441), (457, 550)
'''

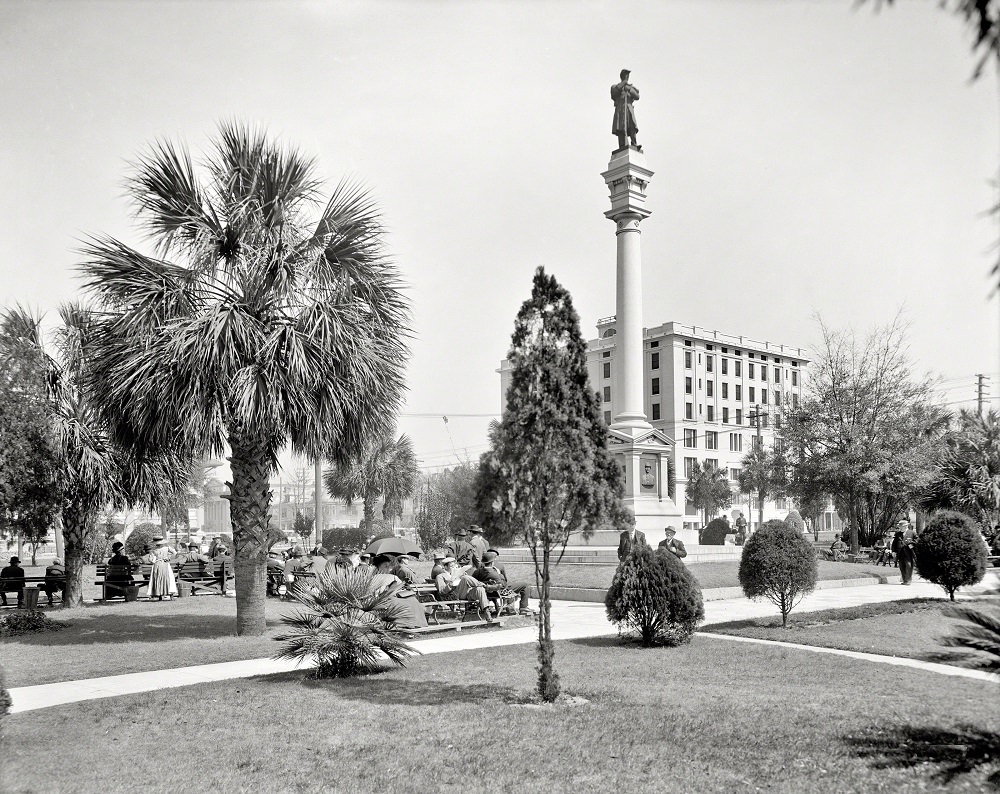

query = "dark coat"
(611, 81), (639, 136)
(618, 529), (647, 561)
(658, 538), (687, 559)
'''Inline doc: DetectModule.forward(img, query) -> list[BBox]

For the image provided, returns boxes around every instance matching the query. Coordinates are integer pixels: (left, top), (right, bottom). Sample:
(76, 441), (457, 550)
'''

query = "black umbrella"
(365, 536), (422, 559)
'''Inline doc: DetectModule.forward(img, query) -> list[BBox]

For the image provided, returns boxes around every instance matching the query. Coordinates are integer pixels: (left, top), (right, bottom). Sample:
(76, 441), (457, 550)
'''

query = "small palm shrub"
(915, 510), (987, 601)
(605, 545), (704, 646)
(274, 567), (418, 678)
(700, 517), (731, 545)
(784, 510), (805, 534)
(0, 610), (67, 638)
(739, 518), (818, 626)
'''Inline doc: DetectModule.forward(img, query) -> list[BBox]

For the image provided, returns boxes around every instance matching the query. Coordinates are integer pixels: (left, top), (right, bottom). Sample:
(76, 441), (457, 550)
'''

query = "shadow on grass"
(251, 669), (517, 706)
(846, 724), (1000, 786)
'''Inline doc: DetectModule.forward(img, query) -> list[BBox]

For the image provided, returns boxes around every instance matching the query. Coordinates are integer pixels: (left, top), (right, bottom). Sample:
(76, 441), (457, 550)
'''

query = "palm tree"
(686, 460), (733, 526)
(0, 306), (182, 606)
(79, 123), (409, 635)
(324, 431), (418, 536)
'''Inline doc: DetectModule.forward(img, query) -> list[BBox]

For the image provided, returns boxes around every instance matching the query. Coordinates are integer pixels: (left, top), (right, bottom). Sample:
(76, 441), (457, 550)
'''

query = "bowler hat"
(9, 556), (20, 565)
(620, 68), (630, 79)
(482, 551), (498, 563)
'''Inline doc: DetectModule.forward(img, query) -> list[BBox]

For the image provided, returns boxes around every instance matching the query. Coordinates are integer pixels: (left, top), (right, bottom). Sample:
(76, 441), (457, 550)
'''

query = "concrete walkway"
(8, 572), (998, 714)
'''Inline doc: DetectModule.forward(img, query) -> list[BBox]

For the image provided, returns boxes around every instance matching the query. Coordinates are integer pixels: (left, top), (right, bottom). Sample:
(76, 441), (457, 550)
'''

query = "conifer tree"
(479, 267), (631, 702)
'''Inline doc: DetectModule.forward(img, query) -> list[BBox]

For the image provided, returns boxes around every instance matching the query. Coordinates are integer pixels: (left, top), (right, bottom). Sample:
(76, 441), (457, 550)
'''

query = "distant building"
(500, 317), (813, 534)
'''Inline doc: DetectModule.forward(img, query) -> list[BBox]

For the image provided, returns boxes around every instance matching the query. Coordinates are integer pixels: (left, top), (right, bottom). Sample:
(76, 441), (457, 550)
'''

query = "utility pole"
(314, 458), (323, 551)
(976, 373), (989, 416)
(747, 404), (768, 531)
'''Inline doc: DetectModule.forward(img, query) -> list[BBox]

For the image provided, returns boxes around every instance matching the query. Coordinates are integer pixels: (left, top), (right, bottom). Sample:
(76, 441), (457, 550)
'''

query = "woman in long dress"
(141, 538), (178, 601)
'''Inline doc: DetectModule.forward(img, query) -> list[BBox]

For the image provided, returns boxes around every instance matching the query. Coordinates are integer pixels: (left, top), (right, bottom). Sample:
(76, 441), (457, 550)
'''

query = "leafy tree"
(274, 567), (417, 678)
(124, 523), (160, 559)
(478, 267), (631, 702)
(921, 410), (1000, 530)
(685, 460), (732, 526)
(292, 510), (314, 547)
(606, 546), (704, 646)
(1, 307), (182, 606)
(914, 510), (987, 600)
(416, 463), (479, 552)
(739, 518), (818, 627)
(79, 123), (409, 635)
(324, 431), (418, 536)
(738, 443), (787, 530)
(784, 317), (947, 551)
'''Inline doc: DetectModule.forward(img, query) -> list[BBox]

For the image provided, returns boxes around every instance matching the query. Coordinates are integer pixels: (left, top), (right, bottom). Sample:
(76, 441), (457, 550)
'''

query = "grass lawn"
(499, 559), (894, 591)
(3, 633), (998, 792)
(706, 597), (994, 661)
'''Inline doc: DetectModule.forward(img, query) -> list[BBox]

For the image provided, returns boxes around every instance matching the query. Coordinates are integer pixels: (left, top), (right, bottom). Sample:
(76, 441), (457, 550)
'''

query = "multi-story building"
(499, 317), (810, 535)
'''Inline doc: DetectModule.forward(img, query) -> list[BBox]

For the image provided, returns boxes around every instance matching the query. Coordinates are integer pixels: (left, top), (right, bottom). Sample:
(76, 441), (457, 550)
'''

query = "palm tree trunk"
(536, 541), (559, 702)
(228, 435), (273, 637)
(364, 497), (376, 536)
(61, 498), (94, 608)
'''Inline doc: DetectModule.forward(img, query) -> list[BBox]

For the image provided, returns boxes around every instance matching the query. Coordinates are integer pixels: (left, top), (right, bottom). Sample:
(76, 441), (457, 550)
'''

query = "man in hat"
(618, 525), (647, 562)
(474, 551), (534, 616)
(429, 551), (448, 583)
(658, 527), (687, 560)
(611, 68), (640, 150)
(181, 543), (211, 564)
(36, 558), (66, 606)
(435, 556), (492, 617)
(445, 529), (475, 567)
(468, 525), (489, 566)
(333, 547), (355, 572)
(0, 556), (26, 607)
(356, 552), (373, 575)
(392, 553), (417, 585)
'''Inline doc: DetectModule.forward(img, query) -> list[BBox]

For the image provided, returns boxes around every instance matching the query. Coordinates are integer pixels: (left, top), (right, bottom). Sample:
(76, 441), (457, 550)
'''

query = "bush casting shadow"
(846, 724), (1000, 786)
(4, 613), (283, 646)
(295, 675), (517, 706)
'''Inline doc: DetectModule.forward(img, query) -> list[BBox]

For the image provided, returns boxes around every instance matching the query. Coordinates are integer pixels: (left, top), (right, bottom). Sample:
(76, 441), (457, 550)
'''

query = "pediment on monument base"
(607, 426), (673, 450)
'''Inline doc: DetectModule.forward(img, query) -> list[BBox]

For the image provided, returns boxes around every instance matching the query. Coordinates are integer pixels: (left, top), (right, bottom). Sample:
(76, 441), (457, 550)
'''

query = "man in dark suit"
(658, 527), (687, 560)
(445, 529), (475, 566)
(618, 527), (647, 561)
(474, 551), (533, 615)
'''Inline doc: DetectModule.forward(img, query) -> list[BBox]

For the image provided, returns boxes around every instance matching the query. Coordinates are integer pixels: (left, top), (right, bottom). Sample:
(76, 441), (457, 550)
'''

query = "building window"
(603, 351), (611, 358)
(792, 393), (799, 409)
(685, 377), (692, 395)
(761, 366), (767, 381)
(651, 403), (660, 420)
(721, 382), (728, 399)
(684, 429), (697, 448)
(685, 351), (692, 368)
(749, 387), (755, 402)
(761, 355), (767, 361)
(729, 432), (742, 452)
(603, 362), (611, 379)
(603, 386), (611, 402)
(684, 340), (692, 347)
(792, 371), (798, 387)
(735, 384), (742, 401)
(651, 352), (659, 369)
(707, 406), (714, 421)
(706, 457), (719, 470)
(685, 402), (693, 420)
(706, 355), (714, 373)
(736, 408), (743, 424)
(604, 410), (611, 424)
(735, 360), (742, 377)
(652, 377), (660, 395)
(722, 407), (729, 423)
(721, 358), (728, 375)
(706, 344), (714, 351)
(706, 431), (718, 450)
(651, 341), (659, 348)
(774, 366), (780, 382)
(774, 390), (781, 405)
(730, 467), (741, 481)
(776, 497), (787, 510)
(748, 362), (755, 379)
(684, 457), (696, 478)
(706, 381), (713, 397)
(761, 390), (768, 405)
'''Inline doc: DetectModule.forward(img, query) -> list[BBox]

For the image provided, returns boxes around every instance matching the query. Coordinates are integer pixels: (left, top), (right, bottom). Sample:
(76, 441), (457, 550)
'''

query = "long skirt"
(148, 559), (177, 598)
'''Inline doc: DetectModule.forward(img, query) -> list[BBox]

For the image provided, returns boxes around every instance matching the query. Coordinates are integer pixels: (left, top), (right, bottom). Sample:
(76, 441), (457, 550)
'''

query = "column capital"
(602, 147), (654, 222)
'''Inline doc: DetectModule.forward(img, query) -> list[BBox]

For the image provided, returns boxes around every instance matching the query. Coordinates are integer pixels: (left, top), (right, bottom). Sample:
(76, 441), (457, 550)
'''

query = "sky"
(1, 0), (998, 478)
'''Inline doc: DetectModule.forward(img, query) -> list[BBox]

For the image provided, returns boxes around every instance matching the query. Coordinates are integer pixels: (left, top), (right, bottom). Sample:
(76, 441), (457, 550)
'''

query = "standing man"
(618, 525), (647, 562)
(611, 68), (640, 150)
(658, 527), (687, 560)
(445, 529), (475, 567)
(468, 525), (489, 567)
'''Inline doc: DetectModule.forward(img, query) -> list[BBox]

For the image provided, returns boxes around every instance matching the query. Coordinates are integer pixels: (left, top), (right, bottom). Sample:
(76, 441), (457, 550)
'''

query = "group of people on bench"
(0, 556), (66, 607)
(105, 536), (231, 600)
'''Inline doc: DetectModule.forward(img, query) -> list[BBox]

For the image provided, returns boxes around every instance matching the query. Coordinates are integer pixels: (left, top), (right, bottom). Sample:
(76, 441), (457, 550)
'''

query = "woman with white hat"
(141, 537), (178, 601)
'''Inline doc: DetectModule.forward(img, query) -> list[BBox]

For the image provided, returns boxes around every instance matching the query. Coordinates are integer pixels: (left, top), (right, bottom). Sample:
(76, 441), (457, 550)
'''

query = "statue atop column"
(611, 68), (640, 151)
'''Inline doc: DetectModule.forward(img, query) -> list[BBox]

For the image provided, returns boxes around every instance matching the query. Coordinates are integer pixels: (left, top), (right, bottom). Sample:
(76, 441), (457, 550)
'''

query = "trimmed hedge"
(914, 510), (987, 601)
(739, 518), (818, 626)
(700, 517), (731, 546)
(605, 546), (704, 646)
(784, 510), (805, 534)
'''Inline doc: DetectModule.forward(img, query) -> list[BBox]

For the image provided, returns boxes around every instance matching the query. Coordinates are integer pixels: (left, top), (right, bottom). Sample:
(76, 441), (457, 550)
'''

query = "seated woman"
(370, 555), (427, 630)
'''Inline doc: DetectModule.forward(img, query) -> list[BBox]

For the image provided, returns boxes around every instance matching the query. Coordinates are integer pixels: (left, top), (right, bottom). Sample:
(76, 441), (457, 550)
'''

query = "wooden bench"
(1, 576), (58, 608)
(94, 559), (232, 600)
(988, 555), (1000, 568)
(403, 618), (504, 637)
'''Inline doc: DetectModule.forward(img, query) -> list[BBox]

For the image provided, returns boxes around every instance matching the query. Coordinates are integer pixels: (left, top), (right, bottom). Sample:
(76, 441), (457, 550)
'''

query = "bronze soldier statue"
(611, 68), (640, 150)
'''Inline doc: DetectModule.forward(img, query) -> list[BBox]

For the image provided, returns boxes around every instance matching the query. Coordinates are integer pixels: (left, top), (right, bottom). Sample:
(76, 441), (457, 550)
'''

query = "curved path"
(7, 573), (998, 714)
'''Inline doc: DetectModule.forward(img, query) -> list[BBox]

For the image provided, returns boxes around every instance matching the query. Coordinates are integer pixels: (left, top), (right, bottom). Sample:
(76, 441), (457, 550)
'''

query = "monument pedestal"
(608, 425), (684, 546)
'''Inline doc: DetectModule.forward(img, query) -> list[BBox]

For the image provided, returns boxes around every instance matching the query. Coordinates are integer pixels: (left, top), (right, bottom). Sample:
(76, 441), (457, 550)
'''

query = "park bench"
(988, 555), (999, 568)
(1, 576), (58, 608)
(403, 617), (505, 637)
(94, 559), (232, 600)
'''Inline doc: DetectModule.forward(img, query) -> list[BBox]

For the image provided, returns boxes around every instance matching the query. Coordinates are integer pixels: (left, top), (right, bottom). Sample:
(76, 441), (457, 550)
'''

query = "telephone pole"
(976, 373), (989, 416)
(747, 404), (768, 530)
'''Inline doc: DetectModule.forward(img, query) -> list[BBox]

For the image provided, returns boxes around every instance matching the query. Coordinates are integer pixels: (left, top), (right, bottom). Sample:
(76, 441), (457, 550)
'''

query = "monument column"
(603, 147), (653, 434)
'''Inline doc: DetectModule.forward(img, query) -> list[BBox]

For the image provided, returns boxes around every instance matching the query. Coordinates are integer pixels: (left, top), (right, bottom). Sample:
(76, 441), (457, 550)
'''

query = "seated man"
(428, 551), (448, 583)
(308, 547), (329, 576)
(181, 544), (212, 564)
(283, 547), (309, 588)
(392, 554), (417, 586)
(40, 558), (66, 606)
(434, 557), (490, 613)
(0, 556), (26, 607)
(829, 537), (848, 562)
(473, 551), (534, 616)
(355, 552), (374, 575)
(266, 552), (286, 596)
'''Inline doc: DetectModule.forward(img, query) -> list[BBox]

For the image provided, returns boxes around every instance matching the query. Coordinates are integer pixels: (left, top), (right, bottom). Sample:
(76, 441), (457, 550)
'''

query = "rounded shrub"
(605, 545), (704, 646)
(0, 610), (67, 638)
(700, 517), (731, 546)
(914, 510), (987, 601)
(739, 518), (818, 626)
(784, 510), (805, 534)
